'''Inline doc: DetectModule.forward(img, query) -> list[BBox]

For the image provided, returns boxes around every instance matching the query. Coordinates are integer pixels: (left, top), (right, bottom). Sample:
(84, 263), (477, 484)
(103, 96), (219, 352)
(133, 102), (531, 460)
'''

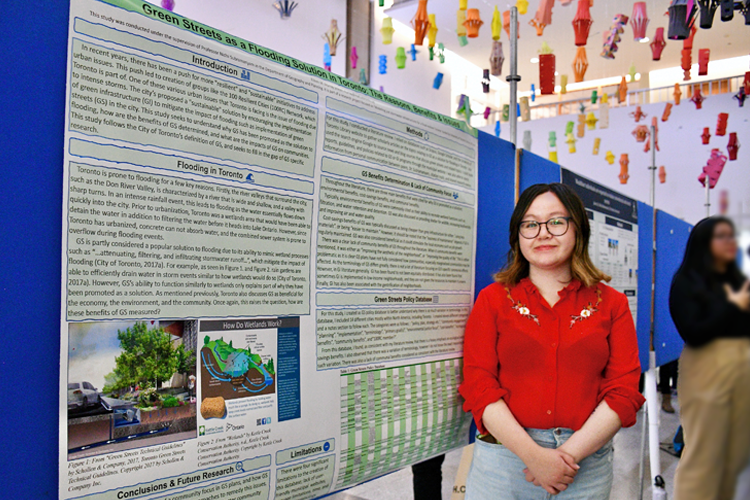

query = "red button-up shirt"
(459, 278), (645, 435)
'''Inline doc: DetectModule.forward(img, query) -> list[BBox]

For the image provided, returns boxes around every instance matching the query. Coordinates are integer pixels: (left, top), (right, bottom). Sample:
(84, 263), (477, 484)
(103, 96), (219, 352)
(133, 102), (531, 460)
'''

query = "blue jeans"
(466, 428), (614, 500)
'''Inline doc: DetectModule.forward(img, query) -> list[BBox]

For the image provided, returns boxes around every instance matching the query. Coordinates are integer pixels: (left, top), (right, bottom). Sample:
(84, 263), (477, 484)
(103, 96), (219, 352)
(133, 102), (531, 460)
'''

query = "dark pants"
(659, 359), (679, 394)
(412, 453), (445, 500)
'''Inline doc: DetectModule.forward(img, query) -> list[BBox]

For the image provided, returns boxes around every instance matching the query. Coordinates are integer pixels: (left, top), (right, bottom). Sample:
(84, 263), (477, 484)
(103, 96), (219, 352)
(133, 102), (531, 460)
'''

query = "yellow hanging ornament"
(491, 6), (502, 41)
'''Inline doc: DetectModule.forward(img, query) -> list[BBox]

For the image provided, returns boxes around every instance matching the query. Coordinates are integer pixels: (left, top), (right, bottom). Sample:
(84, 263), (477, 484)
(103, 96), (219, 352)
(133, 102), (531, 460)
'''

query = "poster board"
(59, 1), (477, 499)
(636, 201), (654, 372)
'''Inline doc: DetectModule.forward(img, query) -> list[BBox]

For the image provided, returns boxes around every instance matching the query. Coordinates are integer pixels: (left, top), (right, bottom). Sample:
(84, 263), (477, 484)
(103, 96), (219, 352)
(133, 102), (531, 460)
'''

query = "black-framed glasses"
(519, 217), (571, 239)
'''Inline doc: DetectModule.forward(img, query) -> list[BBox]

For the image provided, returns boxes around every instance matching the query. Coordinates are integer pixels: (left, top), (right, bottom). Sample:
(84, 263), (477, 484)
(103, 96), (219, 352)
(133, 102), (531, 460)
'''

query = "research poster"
(60, 1), (477, 499)
(562, 169), (639, 321)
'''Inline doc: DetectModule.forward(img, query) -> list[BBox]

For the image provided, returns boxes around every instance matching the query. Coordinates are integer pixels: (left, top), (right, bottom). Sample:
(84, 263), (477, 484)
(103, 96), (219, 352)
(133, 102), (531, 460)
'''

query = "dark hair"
(494, 183), (610, 287)
(672, 216), (745, 290)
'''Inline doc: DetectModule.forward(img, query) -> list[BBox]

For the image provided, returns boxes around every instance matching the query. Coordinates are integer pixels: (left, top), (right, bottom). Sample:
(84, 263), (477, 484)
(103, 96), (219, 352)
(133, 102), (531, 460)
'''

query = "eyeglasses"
(519, 217), (571, 239)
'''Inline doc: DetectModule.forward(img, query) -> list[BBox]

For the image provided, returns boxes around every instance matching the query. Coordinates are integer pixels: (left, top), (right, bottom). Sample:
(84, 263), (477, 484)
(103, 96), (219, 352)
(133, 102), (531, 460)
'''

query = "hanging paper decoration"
(650, 27), (667, 60)
(698, 148), (727, 188)
(495, 121), (501, 137)
(272, 0), (297, 19)
(681, 49), (692, 81)
(484, 107), (492, 120)
(734, 87), (747, 107)
(520, 97), (531, 121)
(630, 106), (647, 123)
(591, 90), (598, 104)
(433, 72), (444, 89)
(727, 132), (740, 160)
(549, 131), (557, 148)
(658, 166), (667, 183)
(359, 68), (368, 85)
(601, 14), (629, 59)
(720, 0), (734, 21)
(698, 48), (710, 76)
(662, 102), (673, 121)
(523, 130), (532, 150)
(619, 154), (630, 184)
(618, 76), (628, 104)
(560, 74), (569, 94)
(457, 94), (473, 123)
(531, 84), (537, 102)
(323, 20), (343, 56)
(572, 47), (588, 83)
(459, 0), (468, 9)
(716, 113), (728, 136)
(683, 24), (698, 50)
(456, 10), (469, 46)
(674, 83), (683, 105)
(630, 3), (650, 41)
(409, 44), (419, 61)
(482, 69), (491, 93)
(586, 112), (598, 130)
(668, 0), (698, 40)
(323, 43), (332, 71)
(465, 9), (483, 38)
(645, 117), (660, 153)
(530, 0), (554, 36)
(490, 41), (505, 76)
(395, 47), (407, 69)
(539, 49), (556, 95)
(549, 151), (559, 163)
(516, 0), (530, 15)
(437, 43), (446, 63)
(577, 114), (586, 137)
(599, 94), (610, 129)
(161, 0), (175, 11)
(566, 133), (577, 153)
(701, 127), (712, 144)
(745, 71), (750, 94)
(565, 121), (575, 136)
(572, 0), (593, 46)
(605, 151), (616, 164)
(427, 14), (438, 47)
(378, 55), (387, 74)
(502, 104), (510, 121)
(691, 88), (705, 109)
(381, 17), (395, 44)
(503, 10), (520, 39)
(698, 0), (719, 28)
(593, 137), (601, 155)
(350, 47), (359, 69)
(412, 0), (429, 46)
(632, 125), (650, 143)
(719, 190), (729, 214)
(491, 6), (502, 40)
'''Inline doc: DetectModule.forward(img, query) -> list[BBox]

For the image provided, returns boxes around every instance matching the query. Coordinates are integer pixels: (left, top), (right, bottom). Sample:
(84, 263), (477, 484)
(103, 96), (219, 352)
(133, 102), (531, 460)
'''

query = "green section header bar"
(100, 0), (476, 137)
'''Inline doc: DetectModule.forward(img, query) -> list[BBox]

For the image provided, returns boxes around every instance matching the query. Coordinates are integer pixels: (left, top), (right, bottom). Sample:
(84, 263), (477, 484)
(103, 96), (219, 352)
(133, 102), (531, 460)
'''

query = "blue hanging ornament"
(378, 55), (387, 74)
(409, 44), (419, 61)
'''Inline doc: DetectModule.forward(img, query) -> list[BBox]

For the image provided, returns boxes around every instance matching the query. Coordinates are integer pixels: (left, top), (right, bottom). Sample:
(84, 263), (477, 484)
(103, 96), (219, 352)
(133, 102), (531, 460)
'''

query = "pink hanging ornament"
(658, 165), (667, 183)
(530, 0), (554, 36)
(698, 48), (710, 76)
(650, 27), (666, 61)
(619, 154), (630, 184)
(719, 190), (729, 215)
(727, 132), (740, 161)
(350, 47), (359, 69)
(716, 112), (728, 136)
(630, 2), (650, 41)
(630, 106), (647, 123)
(539, 53), (556, 95)
(572, 0), (593, 47)
(701, 127), (711, 145)
(698, 148), (728, 189)
(601, 14), (629, 59)
(681, 48), (692, 81)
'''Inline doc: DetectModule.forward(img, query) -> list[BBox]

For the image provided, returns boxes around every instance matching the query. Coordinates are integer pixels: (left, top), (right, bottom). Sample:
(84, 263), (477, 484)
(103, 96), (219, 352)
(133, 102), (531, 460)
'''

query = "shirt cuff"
(462, 387), (508, 435)
(602, 388), (646, 428)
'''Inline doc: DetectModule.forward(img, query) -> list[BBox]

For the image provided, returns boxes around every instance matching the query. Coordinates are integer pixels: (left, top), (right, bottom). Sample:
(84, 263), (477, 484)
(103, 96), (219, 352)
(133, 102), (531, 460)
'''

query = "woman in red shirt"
(460, 183), (645, 499)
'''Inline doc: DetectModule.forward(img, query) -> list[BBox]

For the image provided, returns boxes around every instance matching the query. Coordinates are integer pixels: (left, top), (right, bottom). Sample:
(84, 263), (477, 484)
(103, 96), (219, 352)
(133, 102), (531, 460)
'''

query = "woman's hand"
(725, 281), (750, 311)
(521, 446), (579, 495)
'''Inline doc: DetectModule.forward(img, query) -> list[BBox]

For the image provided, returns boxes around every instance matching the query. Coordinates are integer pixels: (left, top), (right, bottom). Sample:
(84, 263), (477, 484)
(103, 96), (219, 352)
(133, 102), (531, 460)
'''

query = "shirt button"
(547, 410), (552, 415)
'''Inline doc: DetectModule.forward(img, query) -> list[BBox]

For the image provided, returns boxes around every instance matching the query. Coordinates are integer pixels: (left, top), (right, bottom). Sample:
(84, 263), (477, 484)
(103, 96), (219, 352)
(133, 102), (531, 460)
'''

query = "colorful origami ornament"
(674, 83), (682, 104)
(503, 10), (520, 39)
(691, 88), (705, 109)
(727, 132), (740, 160)
(630, 106), (647, 123)
(572, 0), (593, 46)
(539, 49), (556, 95)
(161, 0), (175, 11)
(633, 125), (650, 143)
(437, 43), (446, 63)
(409, 44), (419, 61)
(465, 8), (484, 38)
(523, 130), (532, 150)
(549, 131), (557, 148)
(322, 20), (343, 56)
(411, 0), (429, 46)
(531, 84), (537, 102)
(530, 0), (554, 36)
(379, 0), (384, 5)
(601, 14), (629, 59)
(658, 166), (667, 184)
(272, 0), (297, 19)
(630, 2), (650, 41)
(359, 68), (368, 85)
(517, 0), (530, 15)
(566, 133), (577, 153)
(490, 41), (505, 76)
(456, 10), (468, 46)
(628, 63), (638, 83)
(520, 97), (531, 121)
(701, 127), (712, 145)
(698, 148), (728, 188)
(593, 137), (601, 155)
(427, 14), (438, 48)
(482, 69), (491, 93)
(484, 106), (492, 120)
(549, 151), (559, 163)
(599, 94), (610, 129)
(618, 76), (628, 104)
(378, 55), (387, 74)
(619, 154), (630, 184)
(381, 17), (395, 45)
(681, 48), (693, 81)
(459, 0), (468, 9)
(323, 43), (332, 71)
(395, 47), (407, 69)
(716, 113), (728, 136)
(433, 72), (444, 89)
(457, 94), (473, 123)
(572, 48), (588, 83)
(502, 104), (510, 121)
(577, 114), (586, 138)
(662, 102), (673, 121)
(650, 27), (667, 61)
(586, 112), (598, 130)
(668, 0), (698, 40)
(565, 121), (575, 136)
(491, 6), (502, 41)
(591, 90), (598, 104)
(698, 48), (710, 76)
(605, 151), (616, 164)
(350, 47), (359, 69)
(560, 74), (569, 94)
(698, 0), (719, 28)
(734, 87), (747, 107)
(495, 121), (501, 137)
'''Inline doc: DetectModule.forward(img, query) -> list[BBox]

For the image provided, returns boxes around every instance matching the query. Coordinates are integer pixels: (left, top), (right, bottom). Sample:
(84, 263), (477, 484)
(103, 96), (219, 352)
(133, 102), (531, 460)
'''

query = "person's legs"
(412, 453), (445, 500)
(719, 340), (750, 500)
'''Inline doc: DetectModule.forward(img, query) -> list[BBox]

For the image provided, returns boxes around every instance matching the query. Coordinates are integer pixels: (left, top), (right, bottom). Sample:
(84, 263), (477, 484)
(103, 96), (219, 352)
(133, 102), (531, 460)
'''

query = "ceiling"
(385, 0), (750, 93)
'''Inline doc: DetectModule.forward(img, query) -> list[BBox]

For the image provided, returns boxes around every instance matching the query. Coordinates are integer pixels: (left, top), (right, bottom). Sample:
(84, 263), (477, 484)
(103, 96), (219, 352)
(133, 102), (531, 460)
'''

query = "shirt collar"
(518, 276), (583, 296)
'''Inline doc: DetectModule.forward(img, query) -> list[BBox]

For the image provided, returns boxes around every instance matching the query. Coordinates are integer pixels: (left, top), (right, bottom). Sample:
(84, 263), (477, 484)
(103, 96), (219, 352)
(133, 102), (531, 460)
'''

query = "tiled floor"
(327, 396), (750, 500)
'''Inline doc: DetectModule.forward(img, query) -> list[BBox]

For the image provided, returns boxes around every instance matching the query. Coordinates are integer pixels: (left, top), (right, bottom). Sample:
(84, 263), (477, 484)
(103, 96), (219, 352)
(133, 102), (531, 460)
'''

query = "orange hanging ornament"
(464, 8), (484, 38)
(411, 0), (430, 46)
(572, 47), (588, 83)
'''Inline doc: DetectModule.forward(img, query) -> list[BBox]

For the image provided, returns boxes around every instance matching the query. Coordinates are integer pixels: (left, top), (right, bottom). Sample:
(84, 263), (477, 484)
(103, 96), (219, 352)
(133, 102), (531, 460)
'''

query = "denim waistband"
(524, 427), (574, 448)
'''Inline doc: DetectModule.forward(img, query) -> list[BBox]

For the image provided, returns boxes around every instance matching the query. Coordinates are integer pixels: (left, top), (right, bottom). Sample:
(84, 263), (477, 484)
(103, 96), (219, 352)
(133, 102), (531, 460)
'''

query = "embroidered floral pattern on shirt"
(569, 288), (603, 329)
(504, 287), (540, 326)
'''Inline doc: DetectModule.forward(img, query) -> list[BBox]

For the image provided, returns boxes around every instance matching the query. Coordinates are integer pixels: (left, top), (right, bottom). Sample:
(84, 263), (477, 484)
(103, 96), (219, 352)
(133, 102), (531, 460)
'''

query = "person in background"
(412, 454), (445, 500)
(659, 359), (678, 413)
(669, 216), (750, 500)
(460, 183), (645, 499)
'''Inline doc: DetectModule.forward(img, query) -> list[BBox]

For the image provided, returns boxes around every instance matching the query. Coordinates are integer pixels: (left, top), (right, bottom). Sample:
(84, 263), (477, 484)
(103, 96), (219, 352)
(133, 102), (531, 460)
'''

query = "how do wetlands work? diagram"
(200, 335), (276, 405)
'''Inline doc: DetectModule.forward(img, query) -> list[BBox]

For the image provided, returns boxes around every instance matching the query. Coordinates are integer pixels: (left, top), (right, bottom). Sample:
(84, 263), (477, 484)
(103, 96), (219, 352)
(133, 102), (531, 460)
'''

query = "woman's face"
(518, 192), (577, 273)
(710, 221), (737, 266)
